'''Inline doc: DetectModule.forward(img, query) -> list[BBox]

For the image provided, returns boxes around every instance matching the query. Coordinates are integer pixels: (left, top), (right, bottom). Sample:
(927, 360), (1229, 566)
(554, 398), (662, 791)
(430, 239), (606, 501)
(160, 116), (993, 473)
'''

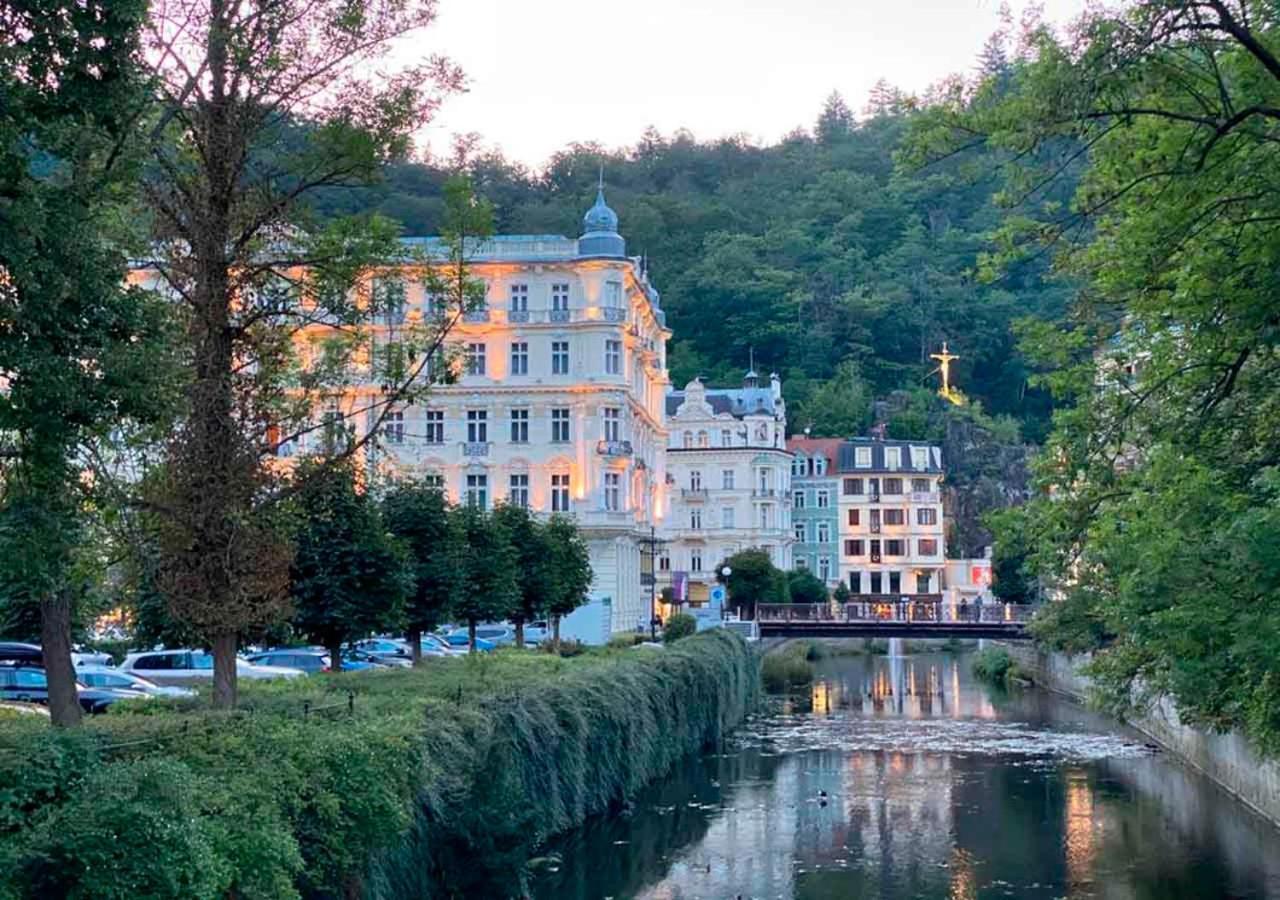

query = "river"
(530, 647), (1280, 900)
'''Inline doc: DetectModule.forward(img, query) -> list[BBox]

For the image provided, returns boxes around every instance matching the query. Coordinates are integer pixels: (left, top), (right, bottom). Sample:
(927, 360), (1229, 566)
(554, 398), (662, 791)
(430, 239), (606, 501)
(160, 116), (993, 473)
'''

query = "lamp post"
(719, 566), (732, 620)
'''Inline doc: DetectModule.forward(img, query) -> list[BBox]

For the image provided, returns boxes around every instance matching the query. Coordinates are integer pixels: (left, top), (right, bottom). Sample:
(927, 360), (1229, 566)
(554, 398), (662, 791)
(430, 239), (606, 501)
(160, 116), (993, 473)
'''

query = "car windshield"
(191, 653), (214, 670)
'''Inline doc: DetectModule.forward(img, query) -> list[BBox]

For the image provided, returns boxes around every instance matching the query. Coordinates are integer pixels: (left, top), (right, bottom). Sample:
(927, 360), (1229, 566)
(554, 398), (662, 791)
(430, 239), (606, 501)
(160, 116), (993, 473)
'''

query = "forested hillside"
(313, 88), (1075, 443)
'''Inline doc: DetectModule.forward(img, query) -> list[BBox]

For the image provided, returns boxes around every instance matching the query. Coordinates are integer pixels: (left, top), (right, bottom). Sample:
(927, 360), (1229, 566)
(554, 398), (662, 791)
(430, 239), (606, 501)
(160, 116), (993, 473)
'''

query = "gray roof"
(835, 439), (942, 474)
(666, 387), (778, 419)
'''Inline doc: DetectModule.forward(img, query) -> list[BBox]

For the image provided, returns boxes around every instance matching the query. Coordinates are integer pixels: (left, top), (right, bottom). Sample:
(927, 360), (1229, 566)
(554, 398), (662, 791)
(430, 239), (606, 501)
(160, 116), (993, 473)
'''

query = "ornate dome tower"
(578, 170), (626, 258)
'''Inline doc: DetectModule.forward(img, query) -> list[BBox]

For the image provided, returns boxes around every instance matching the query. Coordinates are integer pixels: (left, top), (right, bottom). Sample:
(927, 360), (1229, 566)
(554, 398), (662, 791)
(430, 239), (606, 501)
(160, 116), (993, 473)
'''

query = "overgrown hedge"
(0, 629), (758, 899)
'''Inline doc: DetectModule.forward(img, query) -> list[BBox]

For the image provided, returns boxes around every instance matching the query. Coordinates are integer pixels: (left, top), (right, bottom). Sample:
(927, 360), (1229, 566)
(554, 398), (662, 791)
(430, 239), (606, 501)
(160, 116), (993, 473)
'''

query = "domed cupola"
(578, 170), (626, 258)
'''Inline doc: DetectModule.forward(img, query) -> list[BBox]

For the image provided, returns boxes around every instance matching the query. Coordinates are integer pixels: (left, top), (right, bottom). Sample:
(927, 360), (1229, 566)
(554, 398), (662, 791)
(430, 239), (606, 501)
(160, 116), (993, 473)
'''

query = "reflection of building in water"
(846, 655), (997, 719)
(1064, 768), (1100, 894)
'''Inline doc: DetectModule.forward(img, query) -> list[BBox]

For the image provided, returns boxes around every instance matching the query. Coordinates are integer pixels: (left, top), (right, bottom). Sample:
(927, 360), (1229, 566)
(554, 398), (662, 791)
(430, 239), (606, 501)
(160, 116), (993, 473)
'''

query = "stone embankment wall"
(1004, 643), (1280, 828)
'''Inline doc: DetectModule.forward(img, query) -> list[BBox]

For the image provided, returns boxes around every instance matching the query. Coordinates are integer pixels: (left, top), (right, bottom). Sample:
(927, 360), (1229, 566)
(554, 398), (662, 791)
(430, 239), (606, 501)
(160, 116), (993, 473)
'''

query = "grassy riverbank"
(0, 630), (758, 899)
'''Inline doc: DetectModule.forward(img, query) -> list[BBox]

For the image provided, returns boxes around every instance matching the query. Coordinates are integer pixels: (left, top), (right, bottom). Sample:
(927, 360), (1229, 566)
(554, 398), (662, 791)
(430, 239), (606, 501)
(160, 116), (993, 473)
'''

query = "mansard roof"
(665, 386), (779, 419)
(835, 438), (943, 474)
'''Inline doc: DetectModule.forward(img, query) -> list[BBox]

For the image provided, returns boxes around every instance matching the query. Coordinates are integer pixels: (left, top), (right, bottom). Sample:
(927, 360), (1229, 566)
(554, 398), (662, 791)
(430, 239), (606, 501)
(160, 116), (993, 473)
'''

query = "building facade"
(835, 438), (946, 604)
(786, 437), (841, 586)
(305, 189), (672, 634)
(661, 373), (793, 604)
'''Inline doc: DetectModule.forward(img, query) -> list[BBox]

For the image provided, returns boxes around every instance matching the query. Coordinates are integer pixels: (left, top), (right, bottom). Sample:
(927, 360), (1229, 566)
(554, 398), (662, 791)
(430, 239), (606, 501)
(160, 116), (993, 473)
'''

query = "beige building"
(661, 372), (793, 605)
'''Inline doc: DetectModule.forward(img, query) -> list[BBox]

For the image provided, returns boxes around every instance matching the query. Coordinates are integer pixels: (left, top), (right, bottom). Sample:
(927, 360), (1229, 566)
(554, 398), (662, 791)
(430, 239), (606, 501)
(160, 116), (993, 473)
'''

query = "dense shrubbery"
(661, 613), (696, 644)
(971, 647), (1027, 687)
(761, 642), (816, 693)
(0, 631), (757, 899)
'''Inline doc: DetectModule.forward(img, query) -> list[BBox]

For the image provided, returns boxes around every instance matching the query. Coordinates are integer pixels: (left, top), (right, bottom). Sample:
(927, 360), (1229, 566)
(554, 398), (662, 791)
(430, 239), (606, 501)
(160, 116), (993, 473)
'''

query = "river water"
(531, 648), (1280, 900)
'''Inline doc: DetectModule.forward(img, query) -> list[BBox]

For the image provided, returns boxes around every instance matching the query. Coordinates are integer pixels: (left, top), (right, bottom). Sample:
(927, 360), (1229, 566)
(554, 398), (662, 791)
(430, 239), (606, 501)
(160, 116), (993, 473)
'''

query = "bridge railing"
(756, 600), (1035, 625)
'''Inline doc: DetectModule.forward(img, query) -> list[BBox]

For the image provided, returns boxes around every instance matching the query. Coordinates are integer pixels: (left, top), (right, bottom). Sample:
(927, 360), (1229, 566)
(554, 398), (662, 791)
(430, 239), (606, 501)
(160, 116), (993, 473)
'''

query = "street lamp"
(719, 566), (732, 620)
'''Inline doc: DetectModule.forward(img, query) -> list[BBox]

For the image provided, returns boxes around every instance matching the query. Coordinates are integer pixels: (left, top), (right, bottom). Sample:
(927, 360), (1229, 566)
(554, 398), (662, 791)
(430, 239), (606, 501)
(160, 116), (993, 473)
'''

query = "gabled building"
(786, 437), (842, 585)
(661, 372), (793, 604)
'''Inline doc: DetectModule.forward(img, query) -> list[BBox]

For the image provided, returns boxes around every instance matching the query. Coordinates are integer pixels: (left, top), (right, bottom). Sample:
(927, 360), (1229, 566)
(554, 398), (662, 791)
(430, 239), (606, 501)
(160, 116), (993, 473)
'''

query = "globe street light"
(719, 566), (732, 620)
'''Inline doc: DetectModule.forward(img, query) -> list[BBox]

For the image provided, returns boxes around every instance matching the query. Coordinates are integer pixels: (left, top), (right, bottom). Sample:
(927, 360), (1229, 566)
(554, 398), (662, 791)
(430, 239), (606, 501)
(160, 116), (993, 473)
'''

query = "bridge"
(755, 598), (1033, 640)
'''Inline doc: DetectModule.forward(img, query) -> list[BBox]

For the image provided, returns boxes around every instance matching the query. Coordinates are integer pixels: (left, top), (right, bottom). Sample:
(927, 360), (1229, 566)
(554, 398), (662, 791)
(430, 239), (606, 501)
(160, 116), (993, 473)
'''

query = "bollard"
(347, 691), (355, 715)
(303, 700), (310, 720)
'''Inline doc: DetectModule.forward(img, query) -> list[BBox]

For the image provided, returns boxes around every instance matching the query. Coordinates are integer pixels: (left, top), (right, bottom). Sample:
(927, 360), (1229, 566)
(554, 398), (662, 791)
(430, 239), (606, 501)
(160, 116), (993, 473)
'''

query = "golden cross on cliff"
(930, 341), (964, 404)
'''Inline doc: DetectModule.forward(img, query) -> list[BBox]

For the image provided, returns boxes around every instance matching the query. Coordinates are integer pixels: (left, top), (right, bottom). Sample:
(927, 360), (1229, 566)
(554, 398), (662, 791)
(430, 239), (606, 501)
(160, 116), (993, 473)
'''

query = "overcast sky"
(404, 0), (1088, 169)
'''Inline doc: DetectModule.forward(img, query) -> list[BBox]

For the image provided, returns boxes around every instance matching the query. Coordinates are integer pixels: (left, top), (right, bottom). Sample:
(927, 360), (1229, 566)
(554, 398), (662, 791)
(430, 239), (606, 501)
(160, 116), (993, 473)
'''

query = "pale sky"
(400, 0), (1089, 170)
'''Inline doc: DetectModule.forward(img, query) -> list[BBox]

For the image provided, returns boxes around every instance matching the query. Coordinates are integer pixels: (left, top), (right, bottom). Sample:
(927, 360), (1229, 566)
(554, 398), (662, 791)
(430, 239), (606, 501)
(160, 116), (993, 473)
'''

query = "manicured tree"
(451, 504), (518, 653)
(491, 503), (553, 649)
(716, 548), (789, 619)
(788, 569), (829, 606)
(140, 0), (467, 708)
(833, 582), (853, 607)
(289, 462), (409, 672)
(383, 480), (462, 664)
(0, 0), (172, 725)
(544, 515), (593, 648)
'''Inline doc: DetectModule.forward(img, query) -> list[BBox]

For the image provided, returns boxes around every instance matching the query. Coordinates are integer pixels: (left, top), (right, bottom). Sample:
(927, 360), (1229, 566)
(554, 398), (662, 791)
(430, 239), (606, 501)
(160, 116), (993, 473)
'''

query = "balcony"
(752, 488), (780, 498)
(462, 309), (491, 324)
(462, 441), (490, 457)
(910, 491), (941, 503)
(549, 309), (572, 323)
(602, 307), (627, 323)
(507, 309), (530, 323)
(596, 439), (633, 457)
(869, 522), (881, 534)
(681, 488), (709, 501)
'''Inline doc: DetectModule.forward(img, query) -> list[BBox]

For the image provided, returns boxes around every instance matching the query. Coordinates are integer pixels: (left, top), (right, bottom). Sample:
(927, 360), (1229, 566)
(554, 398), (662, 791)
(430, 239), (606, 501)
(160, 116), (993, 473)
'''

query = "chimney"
(870, 422), (887, 442)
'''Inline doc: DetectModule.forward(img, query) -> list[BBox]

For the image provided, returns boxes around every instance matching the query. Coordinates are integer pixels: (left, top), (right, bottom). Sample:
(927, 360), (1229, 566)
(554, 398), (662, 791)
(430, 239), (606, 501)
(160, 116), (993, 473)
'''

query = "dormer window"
(855, 446), (871, 468)
(886, 447), (901, 469)
(912, 446), (929, 469)
(815, 456), (826, 475)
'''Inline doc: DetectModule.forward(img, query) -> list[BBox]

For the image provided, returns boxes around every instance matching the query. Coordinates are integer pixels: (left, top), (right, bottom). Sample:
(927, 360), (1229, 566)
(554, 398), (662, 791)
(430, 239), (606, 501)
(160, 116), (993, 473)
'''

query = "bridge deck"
(755, 602), (1032, 641)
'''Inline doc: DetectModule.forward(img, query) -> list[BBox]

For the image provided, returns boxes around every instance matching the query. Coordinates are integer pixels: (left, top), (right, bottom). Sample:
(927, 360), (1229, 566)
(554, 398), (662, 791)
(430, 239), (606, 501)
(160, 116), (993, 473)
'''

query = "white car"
(120, 649), (304, 683)
(76, 665), (196, 698)
(71, 648), (114, 667)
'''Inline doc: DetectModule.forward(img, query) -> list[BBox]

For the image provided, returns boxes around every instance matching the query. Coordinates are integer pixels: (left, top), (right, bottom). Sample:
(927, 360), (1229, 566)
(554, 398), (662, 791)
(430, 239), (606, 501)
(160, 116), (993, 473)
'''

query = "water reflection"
(532, 651), (1280, 900)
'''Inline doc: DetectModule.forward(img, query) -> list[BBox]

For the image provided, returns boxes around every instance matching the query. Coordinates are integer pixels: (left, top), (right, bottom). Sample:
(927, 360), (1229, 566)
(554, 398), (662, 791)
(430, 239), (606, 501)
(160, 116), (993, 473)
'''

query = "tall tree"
(543, 514), (592, 648)
(139, 0), (465, 707)
(716, 548), (789, 619)
(0, 0), (171, 725)
(491, 502), (553, 648)
(451, 504), (517, 653)
(383, 480), (460, 663)
(815, 90), (854, 144)
(289, 462), (408, 672)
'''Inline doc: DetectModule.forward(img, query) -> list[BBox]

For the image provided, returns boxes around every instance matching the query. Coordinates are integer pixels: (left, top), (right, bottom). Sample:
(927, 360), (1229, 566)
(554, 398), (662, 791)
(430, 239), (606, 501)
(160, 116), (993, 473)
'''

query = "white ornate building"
(313, 189), (672, 633)
(660, 372), (793, 605)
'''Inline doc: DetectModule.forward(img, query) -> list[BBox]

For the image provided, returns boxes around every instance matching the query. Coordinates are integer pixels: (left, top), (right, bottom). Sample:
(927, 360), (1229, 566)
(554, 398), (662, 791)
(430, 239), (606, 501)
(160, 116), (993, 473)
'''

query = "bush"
(607, 633), (646, 649)
(541, 638), (587, 657)
(661, 613), (696, 644)
(0, 631), (759, 899)
(971, 647), (1027, 686)
(761, 642), (815, 693)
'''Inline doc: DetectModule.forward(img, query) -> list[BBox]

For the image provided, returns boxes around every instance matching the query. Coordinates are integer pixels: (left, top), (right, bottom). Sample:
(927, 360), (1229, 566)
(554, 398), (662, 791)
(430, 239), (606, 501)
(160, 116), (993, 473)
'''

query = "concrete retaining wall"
(1004, 643), (1280, 828)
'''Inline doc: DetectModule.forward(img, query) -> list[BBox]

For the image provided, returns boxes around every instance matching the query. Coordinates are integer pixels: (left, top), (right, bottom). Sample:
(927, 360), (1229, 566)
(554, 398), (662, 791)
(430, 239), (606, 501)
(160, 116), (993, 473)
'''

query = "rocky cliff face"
(941, 415), (1030, 558)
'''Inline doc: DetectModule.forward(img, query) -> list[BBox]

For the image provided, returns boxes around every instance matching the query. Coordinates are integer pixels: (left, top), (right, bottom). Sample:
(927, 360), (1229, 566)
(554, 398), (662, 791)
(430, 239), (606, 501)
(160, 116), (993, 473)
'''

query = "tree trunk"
(552, 615), (560, 651)
(211, 631), (238, 709)
(407, 627), (422, 665)
(40, 591), (81, 727)
(514, 618), (525, 649)
(468, 618), (477, 655)
(328, 638), (343, 674)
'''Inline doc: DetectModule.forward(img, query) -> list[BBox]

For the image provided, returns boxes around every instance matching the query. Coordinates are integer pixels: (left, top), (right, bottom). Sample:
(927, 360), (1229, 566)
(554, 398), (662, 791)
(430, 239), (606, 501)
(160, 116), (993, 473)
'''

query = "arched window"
(697, 430), (709, 448)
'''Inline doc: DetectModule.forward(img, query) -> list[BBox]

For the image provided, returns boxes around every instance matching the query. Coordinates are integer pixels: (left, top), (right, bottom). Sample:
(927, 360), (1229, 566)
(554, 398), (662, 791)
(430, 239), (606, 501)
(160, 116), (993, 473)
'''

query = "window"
(602, 407), (621, 442)
(383, 410), (404, 444)
(465, 342), (486, 376)
(509, 283), (528, 311)
(844, 539), (865, 556)
(817, 522), (831, 543)
(551, 283), (570, 311)
(870, 508), (881, 531)
(886, 447), (901, 469)
(847, 509), (860, 527)
(690, 509), (702, 530)
(912, 477), (930, 493)
(885, 539), (905, 556)
(816, 489), (830, 509)
(814, 456), (827, 475)
(551, 473), (570, 512)
(604, 280), (622, 307)
(690, 549), (703, 572)
(758, 468), (771, 491)
(870, 572), (882, 594)
(690, 470), (702, 491)
(466, 474), (488, 509)
(884, 509), (905, 526)
(848, 572), (861, 594)
(795, 557), (809, 570)
(918, 539), (939, 556)
(682, 431), (692, 449)
(658, 553), (671, 572)
(793, 490), (806, 509)
(722, 506), (735, 529)
(552, 341), (569, 374)
(605, 339), (622, 375)
(884, 478), (903, 494)
(697, 430), (709, 448)
(15, 669), (47, 688)
(466, 409), (487, 443)
(794, 521), (807, 543)
(372, 277), (405, 325)
(912, 447), (929, 470)
(423, 473), (444, 490)
(424, 409), (444, 444)
(722, 469), (735, 490)
(721, 429), (733, 447)
(759, 505), (771, 529)
(509, 474), (529, 508)
(917, 508), (938, 526)
(818, 557), (831, 581)
(843, 477), (863, 496)
(792, 456), (805, 477)
(855, 446), (871, 468)
(916, 572), (932, 593)
(551, 408), (570, 443)
(889, 571), (901, 593)
(870, 539), (881, 563)
(604, 472), (621, 511)
(509, 408), (528, 443)
(510, 341), (529, 375)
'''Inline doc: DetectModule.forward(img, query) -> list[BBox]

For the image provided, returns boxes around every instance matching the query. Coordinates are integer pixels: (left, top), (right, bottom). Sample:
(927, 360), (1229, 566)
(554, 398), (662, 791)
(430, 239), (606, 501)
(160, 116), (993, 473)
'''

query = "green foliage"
(543, 514), (593, 625)
(832, 582), (853, 606)
(662, 613), (696, 644)
(382, 481), (461, 639)
(450, 504), (517, 639)
(0, 632), (757, 898)
(761, 642), (815, 693)
(787, 569), (829, 605)
(970, 647), (1015, 684)
(717, 548), (789, 618)
(491, 503), (554, 636)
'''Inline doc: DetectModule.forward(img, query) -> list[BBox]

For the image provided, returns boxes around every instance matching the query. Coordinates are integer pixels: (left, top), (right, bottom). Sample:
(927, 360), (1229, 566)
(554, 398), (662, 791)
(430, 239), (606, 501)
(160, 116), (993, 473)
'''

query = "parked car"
(71, 647), (113, 667)
(419, 634), (465, 657)
(521, 621), (550, 646)
(0, 664), (147, 713)
(473, 624), (516, 646)
(245, 649), (374, 674)
(120, 649), (304, 683)
(348, 638), (414, 666)
(76, 665), (195, 698)
(440, 631), (497, 652)
(0, 642), (42, 664)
